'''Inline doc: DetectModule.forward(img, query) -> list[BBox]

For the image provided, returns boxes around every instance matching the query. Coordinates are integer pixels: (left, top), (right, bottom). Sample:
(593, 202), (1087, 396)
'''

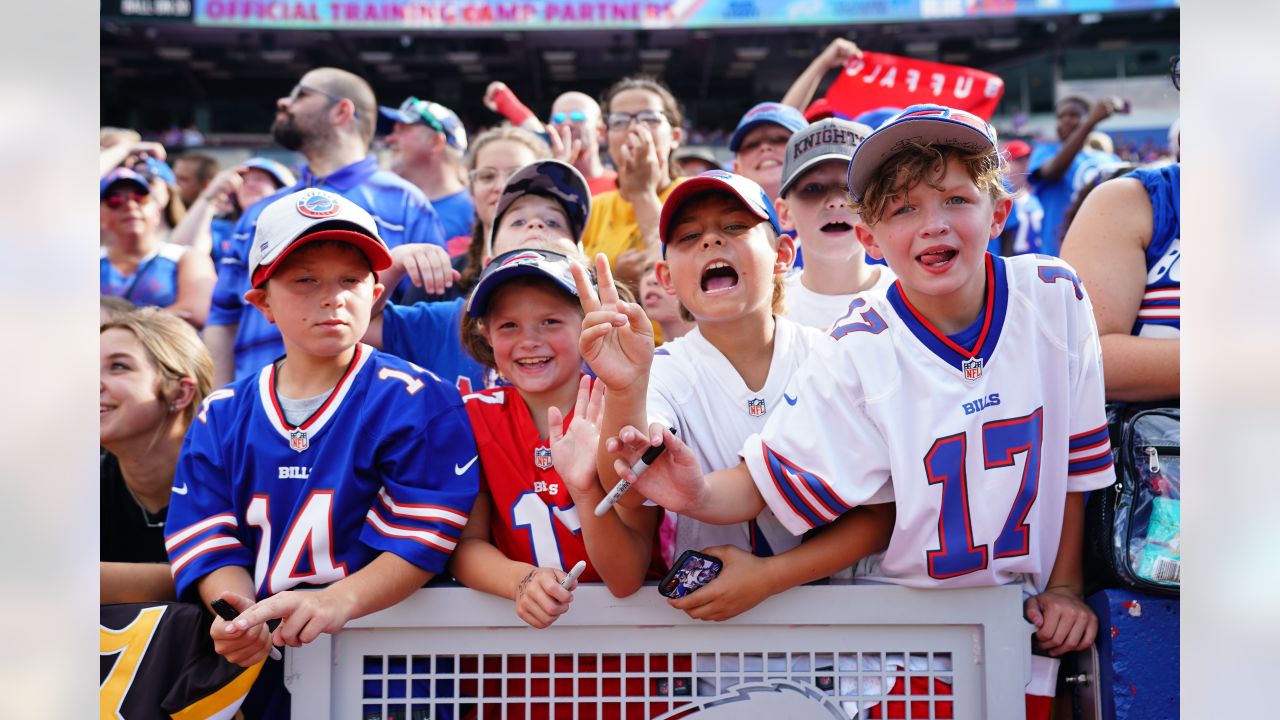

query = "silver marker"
(560, 560), (587, 589)
(594, 434), (672, 517)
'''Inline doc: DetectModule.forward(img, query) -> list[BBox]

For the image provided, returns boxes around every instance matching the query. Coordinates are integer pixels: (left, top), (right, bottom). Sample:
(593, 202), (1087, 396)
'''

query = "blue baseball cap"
(466, 248), (590, 318)
(240, 157), (297, 189)
(846, 104), (998, 204)
(378, 96), (468, 151)
(728, 102), (809, 153)
(659, 170), (783, 246)
(99, 167), (151, 198)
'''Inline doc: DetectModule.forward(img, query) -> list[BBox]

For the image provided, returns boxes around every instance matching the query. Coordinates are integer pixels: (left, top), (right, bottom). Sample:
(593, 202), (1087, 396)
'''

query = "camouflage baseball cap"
(490, 160), (592, 248)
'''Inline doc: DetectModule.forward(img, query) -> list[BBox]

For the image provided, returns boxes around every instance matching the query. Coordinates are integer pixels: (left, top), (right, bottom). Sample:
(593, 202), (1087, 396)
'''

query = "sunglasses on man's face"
(288, 84), (362, 119)
(1170, 55), (1180, 91)
(551, 111), (589, 125)
(104, 192), (150, 210)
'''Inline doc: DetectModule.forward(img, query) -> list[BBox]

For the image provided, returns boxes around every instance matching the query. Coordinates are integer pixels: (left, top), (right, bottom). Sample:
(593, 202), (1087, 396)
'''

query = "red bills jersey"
(464, 382), (664, 582)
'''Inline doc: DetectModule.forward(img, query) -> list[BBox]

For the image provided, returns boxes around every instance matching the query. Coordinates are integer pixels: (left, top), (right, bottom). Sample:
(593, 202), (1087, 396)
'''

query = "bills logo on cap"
(962, 356), (983, 382)
(296, 193), (340, 219)
(534, 446), (553, 471)
(289, 428), (309, 452)
(897, 106), (995, 141)
(500, 250), (543, 268)
(747, 398), (766, 416)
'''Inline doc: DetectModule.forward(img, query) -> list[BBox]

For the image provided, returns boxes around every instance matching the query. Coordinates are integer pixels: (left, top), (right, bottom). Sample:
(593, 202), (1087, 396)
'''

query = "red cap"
(1004, 140), (1032, 161)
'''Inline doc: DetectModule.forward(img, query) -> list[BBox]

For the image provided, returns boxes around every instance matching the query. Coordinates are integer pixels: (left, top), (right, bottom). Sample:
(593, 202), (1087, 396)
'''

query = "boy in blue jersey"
(165, 188), (479, 716)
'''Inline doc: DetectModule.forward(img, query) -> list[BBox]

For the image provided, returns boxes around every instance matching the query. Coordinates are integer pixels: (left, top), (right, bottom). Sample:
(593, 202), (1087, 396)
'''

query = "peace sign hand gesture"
(572, 253), (655, 395)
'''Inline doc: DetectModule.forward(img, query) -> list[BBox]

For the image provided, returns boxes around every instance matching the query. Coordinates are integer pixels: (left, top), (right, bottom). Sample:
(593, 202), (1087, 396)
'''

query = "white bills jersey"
(744, 254), (1116, 594)
(650, 316), (825, 559)
(783, 264), (896, 331)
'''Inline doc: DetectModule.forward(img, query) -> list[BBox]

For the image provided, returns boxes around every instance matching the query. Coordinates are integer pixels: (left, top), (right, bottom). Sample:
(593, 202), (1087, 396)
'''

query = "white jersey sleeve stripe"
(364, 507), (458, 552)
(377, 487), (468, 528)
(760, 442), (851, 528)
(164, 513), (239, 551)
(170, 536), (243, 576)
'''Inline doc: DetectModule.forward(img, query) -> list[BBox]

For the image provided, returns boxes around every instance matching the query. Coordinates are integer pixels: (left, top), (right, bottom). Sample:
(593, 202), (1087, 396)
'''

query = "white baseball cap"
(248, 188), (393, 287)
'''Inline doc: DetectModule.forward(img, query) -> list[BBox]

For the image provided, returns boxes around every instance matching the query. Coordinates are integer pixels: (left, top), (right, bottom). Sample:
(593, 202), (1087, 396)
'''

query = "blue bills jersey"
(1128, 163), (1180, 338)
(166, 344), (479, 600)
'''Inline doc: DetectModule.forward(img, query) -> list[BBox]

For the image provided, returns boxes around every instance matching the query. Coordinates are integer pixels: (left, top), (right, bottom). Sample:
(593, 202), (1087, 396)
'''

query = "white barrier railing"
(286, 584), (1031, 719)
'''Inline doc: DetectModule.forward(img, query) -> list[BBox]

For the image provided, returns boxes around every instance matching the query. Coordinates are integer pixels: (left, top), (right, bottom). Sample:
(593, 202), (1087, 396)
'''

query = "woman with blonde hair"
(100, 307), (213, 603)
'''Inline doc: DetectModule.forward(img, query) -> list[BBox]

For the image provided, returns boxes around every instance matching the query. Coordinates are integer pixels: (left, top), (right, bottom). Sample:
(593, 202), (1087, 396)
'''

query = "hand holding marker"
(594, 431), (674, 517)
(560, 560), (587, 589)
(211, 598), (283, 661)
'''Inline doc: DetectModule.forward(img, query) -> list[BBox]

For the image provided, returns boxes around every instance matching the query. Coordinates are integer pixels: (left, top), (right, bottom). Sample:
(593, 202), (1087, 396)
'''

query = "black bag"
(1084, 404), (1180, 597)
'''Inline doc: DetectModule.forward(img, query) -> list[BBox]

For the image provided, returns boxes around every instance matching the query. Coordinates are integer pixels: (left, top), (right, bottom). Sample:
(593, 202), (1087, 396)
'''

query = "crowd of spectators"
(100, 44), (1179, 719)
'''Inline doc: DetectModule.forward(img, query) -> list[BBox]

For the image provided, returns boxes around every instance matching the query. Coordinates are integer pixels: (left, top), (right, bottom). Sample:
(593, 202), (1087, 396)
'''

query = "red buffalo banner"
(825, 52), (1005, 121)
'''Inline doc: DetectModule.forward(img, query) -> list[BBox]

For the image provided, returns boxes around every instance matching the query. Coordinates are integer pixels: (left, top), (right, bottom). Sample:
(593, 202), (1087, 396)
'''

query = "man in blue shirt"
(205, 67), (448, 386)
(1028, 95), (1123, 254)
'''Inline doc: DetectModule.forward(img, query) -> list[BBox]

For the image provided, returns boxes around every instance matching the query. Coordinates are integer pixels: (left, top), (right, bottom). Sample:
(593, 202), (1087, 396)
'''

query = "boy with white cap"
(165, 188), (479, 717)
(608, 105), (1115, 718)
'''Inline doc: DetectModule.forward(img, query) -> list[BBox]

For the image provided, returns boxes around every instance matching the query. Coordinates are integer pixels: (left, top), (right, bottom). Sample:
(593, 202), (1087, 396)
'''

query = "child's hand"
(390, 243), (459, 295)
(209, 591), (274, 667)
(668, 545), (773, 622)
(1024, 587), (1098, 657)
(514, 567), (574, 629)
(549, 376), (606, 496)
(608, 424), (705, 513)
(573, 253), (654, 393)
(229, 586), (358, 650)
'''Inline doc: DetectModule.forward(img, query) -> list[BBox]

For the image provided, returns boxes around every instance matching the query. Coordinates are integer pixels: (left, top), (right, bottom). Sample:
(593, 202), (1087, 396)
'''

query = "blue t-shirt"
(100, 243), (185, 308)
(208, 156), (447, 381)
(1028, 143), (1120, 255)
(209, 216), (236, 272)
(432, 189), (476, 254)
(382, 298), (488, 395)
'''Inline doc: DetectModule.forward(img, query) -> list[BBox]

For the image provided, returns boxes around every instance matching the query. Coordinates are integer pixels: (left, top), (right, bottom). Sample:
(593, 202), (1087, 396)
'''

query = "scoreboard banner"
(181, 0), (1180, 30)
(825, 51), (1005, 121)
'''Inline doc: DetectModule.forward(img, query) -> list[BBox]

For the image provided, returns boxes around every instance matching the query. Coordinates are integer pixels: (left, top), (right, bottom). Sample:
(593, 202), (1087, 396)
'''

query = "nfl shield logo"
(747, 398), (766, 416)
(534, 446), (553, 470)
(289, 428), (309, 453)
(962, 357), (983, 382)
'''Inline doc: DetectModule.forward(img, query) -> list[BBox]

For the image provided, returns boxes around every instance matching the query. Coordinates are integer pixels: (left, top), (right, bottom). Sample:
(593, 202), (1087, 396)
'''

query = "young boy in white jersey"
(775, 117), (895, 330)
(165, 189), (479, 717)
(576, 170), (893, 623)
(605, 106), (1115, 718)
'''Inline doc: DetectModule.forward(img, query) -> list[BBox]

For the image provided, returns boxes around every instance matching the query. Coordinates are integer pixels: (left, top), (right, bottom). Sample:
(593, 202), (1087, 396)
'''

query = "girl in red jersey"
(449, 246), (664, 630)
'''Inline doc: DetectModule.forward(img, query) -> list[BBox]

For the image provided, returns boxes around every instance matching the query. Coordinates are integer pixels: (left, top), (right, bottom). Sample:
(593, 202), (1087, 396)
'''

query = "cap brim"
(659, 176), (773, 244)
(847, 117), (995, 203)
(465, 263), (579, 318)
(376, 106), (412, 136)
(251, 228), (393, 286)
(779, 152), (855, 198)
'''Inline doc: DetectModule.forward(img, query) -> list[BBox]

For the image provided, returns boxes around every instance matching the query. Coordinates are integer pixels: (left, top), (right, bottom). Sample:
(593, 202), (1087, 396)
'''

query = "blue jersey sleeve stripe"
(1068, 453), (1116, 475)
(376, 488), (468, 529)
(165, 513), (239, 552)
(364, 506), (458, 552)
(170, 535), (244, 577)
